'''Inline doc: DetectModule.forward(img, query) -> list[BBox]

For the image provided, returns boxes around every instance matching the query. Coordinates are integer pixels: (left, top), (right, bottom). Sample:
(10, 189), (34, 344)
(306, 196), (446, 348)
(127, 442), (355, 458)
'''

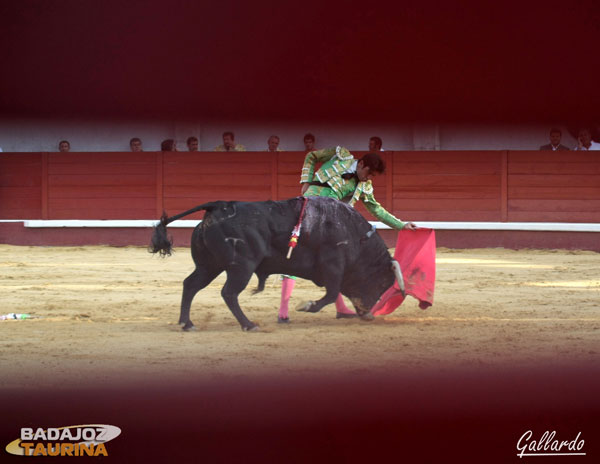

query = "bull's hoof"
(182, 322), (196, 331)
(335, 312), (358, 319)
(359, 313), (375, 322)
(242, 323), (259, 332)
(296, 301), (316, 312)
(277, 316), (290, 324)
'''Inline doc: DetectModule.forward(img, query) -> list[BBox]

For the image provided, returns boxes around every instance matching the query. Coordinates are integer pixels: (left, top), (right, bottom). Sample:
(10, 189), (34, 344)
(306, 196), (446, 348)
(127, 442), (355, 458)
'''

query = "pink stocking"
(279, 277), (295, 319)
(335, 293), (356, 314)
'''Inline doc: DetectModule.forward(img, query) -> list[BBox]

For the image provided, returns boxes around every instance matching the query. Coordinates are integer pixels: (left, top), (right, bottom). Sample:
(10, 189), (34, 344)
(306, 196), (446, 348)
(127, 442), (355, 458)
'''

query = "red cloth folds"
(371, 228), (436, 316)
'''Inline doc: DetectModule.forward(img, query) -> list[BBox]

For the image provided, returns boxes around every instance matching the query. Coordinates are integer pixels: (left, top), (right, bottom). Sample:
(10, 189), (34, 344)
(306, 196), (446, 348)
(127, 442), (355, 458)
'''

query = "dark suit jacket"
(539, 144), (570, 151)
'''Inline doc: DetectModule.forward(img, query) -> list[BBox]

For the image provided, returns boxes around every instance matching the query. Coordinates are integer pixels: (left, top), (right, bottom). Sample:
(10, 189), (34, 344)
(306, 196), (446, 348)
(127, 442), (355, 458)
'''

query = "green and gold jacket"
(300, 146), (407, 230)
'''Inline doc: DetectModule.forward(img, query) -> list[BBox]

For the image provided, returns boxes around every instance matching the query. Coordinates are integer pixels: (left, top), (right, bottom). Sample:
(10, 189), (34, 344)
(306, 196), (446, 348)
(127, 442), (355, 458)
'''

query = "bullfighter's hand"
(403, 222), (417, 230)
(301, 183), (309, 195)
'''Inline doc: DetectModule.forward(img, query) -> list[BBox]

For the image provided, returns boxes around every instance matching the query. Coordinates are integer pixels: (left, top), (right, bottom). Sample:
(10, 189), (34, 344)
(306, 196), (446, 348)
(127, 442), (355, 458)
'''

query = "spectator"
(58, 140), (70, 152)
(187, 136), (199, 151)
(161, 139), (177, 151)
(539, 129), (569, 151)
(303, 133), (316, 152)
(267, 135), (283, 152)
(369, 136), (383, 151)
(130, 137), (143, 152)
(215, 131), (246, 151)
(574, 128), (600, 151)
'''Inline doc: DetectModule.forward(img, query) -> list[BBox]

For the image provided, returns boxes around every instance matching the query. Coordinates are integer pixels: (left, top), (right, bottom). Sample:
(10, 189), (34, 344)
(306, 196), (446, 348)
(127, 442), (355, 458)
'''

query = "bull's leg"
(179, 266), (221, 331)
(221, 266), (258, 331)
(303, 284), (340, 313)
(251, 271), (268, 295)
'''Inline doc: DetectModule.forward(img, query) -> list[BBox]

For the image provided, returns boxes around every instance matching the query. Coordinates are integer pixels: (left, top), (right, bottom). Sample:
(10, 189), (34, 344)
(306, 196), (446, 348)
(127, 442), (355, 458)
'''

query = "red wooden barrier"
(1, 150), (599, 223)
(0, 153), (43, 219)
(507, 151), (600, 222)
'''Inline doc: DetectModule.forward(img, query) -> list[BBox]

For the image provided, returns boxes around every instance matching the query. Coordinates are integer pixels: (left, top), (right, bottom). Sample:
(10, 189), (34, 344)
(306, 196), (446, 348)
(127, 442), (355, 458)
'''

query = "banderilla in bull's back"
(149, 197), (404, 331)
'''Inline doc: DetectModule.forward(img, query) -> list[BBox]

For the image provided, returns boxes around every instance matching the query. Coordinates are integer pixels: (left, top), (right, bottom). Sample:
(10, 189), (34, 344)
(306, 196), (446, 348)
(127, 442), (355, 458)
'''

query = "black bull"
(150, 197), (402, 331)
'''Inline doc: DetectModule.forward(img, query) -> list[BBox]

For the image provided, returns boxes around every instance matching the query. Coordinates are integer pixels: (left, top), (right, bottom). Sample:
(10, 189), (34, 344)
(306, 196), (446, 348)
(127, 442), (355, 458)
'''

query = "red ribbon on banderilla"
(287, 197), (309, 259)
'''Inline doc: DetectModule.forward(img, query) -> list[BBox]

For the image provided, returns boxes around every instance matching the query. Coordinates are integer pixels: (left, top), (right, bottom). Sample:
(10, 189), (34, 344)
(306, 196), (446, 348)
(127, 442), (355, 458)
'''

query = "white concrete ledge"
(372, 221), (600, 232)
(2, 219), (597, 232)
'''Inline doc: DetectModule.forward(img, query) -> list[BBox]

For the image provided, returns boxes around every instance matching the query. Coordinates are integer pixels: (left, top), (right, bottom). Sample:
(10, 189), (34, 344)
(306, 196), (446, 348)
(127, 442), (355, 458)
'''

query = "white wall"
(440, 124), (578, 150)
(0, 117), (578, 152)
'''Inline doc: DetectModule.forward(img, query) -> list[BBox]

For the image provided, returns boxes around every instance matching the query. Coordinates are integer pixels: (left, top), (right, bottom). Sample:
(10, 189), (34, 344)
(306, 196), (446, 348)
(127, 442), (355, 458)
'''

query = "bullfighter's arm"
(300, 146), (352, 183)
(352, 181), (408, 230)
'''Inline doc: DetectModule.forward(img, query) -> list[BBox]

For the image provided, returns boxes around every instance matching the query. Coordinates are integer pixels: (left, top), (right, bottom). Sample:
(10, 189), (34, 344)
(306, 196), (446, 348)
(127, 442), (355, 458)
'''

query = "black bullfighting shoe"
(335, 312), (359, 319)
(277, 316), (290, 324)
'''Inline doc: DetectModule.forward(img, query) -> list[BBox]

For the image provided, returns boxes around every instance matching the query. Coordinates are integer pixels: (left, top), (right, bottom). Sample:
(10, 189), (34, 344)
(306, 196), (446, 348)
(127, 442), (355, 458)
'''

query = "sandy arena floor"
(0, 244), (598, 390)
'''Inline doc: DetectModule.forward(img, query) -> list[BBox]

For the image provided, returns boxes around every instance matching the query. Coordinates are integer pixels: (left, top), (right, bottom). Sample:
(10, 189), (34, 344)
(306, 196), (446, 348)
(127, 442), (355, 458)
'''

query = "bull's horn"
(391, 260), (406, 297)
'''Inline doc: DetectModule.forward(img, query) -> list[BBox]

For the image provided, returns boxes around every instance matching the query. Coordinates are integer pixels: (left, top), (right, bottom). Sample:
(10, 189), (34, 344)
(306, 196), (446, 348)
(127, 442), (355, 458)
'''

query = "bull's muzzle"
(391, 260), (406, 297)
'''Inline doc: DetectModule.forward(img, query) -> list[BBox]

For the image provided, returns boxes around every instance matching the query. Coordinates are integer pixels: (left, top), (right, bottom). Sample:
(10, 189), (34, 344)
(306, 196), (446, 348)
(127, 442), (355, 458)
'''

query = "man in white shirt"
(574, 128), (600, 151)
(267, 135), (283, 152)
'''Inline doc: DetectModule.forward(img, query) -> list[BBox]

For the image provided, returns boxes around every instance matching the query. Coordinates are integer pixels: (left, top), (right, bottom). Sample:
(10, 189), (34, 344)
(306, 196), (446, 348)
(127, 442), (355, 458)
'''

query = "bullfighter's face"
(356, 160), (375, 182)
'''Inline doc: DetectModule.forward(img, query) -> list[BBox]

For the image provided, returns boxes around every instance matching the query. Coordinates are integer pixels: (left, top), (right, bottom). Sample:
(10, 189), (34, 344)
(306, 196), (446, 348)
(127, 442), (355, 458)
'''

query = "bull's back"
(193, 199), (300, 265)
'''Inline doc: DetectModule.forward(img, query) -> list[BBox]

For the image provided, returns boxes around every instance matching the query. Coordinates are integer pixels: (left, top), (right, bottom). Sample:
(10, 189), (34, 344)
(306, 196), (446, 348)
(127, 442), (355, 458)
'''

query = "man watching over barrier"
(539, 129), (569, 151)
(187, 136), (199, 152)
(185, 135), (199, 151)
(160, 139), (177, 151)
(267, 135), (282, 152)
(303, 133), (316, 152)
(278, 146), (417, 323)
(58, 140), (70, 152)
(215, 131), (246, 152)
(369, 136), (383, 151)
(574, 128), (600, 151)
(130, 137), (143, 152)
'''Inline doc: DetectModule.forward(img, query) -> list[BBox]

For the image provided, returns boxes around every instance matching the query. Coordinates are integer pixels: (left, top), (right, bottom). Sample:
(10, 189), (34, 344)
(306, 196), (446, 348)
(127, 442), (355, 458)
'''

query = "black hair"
(360, 152), (386, 174)
(161, 139), (176, 151)
(369, 136), (382, 149)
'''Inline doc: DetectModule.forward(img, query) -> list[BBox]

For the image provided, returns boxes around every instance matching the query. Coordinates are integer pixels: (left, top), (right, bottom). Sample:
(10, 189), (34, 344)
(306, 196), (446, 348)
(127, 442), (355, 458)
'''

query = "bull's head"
(341, 255), (397, 317)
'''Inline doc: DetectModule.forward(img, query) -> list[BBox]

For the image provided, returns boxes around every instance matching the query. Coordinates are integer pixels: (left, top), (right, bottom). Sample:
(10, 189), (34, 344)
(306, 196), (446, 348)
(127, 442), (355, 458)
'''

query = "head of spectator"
(303, 133), (316, 152)
(267, 135), (280, 152)
(161, 139), (177, 151)
(577, 128), (593, 149)
(368, 136), (383, 152)
(215, 131), (246, 152)
(357, 152), (386, 182)
(129, 137), (143, 152)
(549, 129), (562, 148)
(58, 140), (70, 152)
(187, 136), (199, 151)
(223, 131), (236, 150)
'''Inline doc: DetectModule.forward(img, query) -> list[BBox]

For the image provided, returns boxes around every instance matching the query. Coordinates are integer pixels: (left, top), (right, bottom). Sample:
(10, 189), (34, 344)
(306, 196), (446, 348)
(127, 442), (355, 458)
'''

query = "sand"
(0, 244), (598, 390)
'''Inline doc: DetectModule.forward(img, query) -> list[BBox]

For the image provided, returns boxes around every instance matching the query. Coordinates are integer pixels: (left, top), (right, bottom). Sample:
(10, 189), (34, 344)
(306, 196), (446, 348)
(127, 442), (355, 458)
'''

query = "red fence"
(1, 151), (599, 223)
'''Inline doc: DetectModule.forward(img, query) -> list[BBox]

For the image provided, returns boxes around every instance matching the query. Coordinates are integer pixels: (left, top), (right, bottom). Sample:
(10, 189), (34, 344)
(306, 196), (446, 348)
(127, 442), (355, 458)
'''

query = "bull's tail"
(148, 203), (218, 257)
